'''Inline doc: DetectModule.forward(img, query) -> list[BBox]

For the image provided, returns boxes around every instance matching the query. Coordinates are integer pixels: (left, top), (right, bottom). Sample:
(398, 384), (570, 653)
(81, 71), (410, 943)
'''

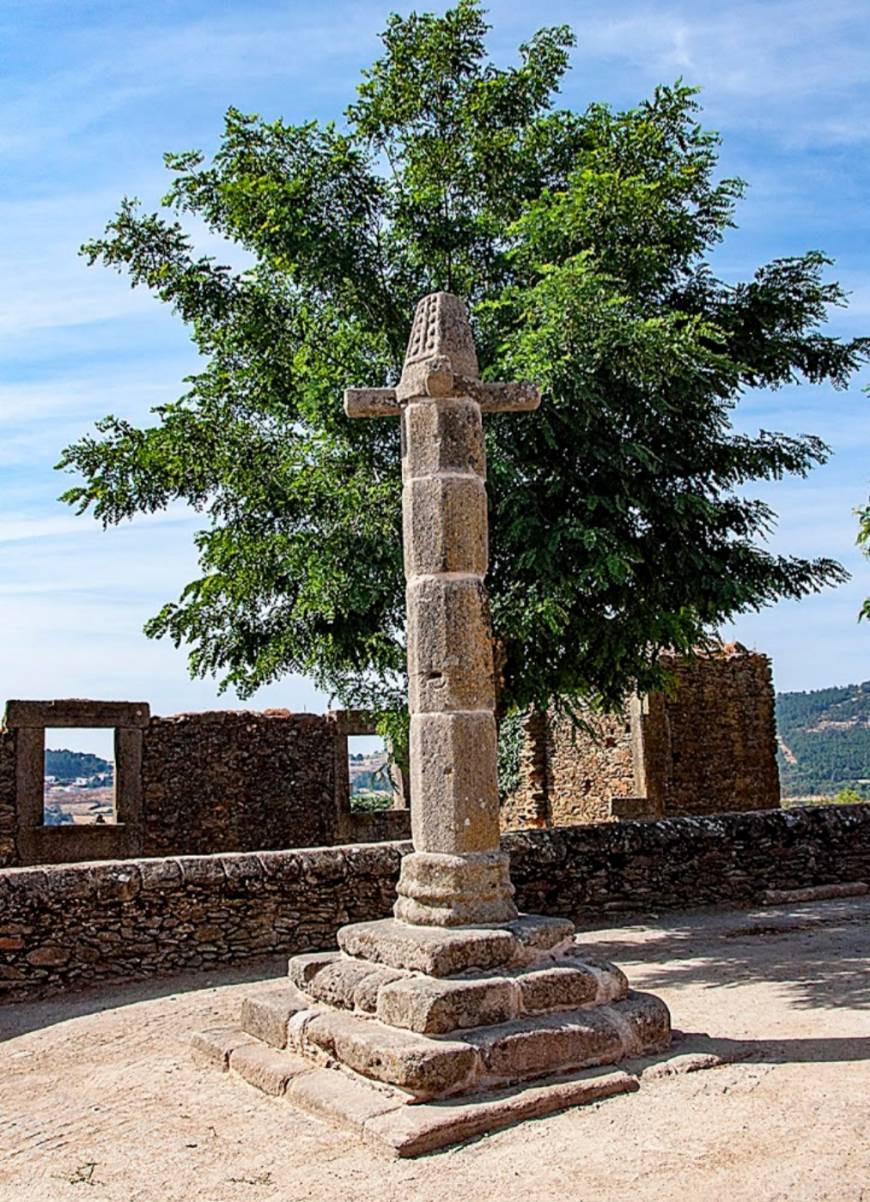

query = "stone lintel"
(4, 698), (151, 728)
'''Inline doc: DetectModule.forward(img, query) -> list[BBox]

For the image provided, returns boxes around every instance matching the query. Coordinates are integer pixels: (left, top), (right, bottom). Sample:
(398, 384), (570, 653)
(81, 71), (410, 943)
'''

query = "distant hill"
(776, 681), (870, 800)
(45, 748), (113, 785)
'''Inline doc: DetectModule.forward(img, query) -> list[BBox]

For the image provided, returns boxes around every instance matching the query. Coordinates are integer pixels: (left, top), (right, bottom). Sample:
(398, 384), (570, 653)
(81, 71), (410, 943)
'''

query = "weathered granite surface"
(1, 804), (867, 1001)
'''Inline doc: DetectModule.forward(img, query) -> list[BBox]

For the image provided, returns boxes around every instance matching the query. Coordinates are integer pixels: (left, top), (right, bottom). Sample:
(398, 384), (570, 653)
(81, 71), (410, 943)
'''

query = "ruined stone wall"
(660, 651), (780, 815)
(500, 648), (779, 828)
(2, 804), (867, 1001)
(0, 730), (16, 868)
(141, 711), (338, 857)
(546, 710), (636, 825)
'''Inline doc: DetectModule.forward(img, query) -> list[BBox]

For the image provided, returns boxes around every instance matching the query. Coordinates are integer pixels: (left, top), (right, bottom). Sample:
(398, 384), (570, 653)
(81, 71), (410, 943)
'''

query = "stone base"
(193, 913), (674, 1152)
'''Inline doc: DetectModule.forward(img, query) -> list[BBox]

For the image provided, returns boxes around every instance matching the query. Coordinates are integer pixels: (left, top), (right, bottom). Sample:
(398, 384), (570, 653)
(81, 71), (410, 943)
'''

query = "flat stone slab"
(362, 1065), (639, 1157)
(338, 919), (518, 976)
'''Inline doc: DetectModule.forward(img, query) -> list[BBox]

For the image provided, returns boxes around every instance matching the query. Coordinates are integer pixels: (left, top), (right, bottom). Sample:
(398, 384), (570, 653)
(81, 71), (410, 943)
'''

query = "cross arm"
(460, 379), (541, 413)
(344, 388), (400, 418)
(344, 379), (540, 417)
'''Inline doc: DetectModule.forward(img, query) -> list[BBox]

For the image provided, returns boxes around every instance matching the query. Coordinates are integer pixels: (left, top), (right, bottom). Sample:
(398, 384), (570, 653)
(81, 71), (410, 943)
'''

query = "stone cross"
(345, 292), (540, 927)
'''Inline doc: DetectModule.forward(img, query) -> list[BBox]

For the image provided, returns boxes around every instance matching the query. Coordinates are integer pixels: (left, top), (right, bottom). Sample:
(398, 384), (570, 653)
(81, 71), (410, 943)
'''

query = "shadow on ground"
(582, 897), (870, 1011)
(0, 954), (287, 1042)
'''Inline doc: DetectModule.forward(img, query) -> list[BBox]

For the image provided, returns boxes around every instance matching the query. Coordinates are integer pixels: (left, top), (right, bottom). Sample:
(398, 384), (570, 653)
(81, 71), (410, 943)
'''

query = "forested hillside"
(776, 682), (870, 799)
(45, 748), (113, 785)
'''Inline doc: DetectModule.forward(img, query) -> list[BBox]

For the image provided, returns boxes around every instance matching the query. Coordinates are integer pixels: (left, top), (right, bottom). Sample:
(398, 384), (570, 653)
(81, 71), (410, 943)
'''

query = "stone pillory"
(345, 291), (539, 926)
(194, 293), (672, 1156)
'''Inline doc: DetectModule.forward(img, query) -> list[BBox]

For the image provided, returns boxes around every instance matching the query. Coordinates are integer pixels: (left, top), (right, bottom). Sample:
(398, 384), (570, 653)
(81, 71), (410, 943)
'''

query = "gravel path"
(1, 897), (868, 1202)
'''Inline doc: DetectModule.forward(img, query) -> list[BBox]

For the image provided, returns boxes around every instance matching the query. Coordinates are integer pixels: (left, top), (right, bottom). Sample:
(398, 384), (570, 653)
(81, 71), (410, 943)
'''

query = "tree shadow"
(665, 1030), (870, 1065)
(0, 954), (288, 1042)
(581, 899), (870, 1011)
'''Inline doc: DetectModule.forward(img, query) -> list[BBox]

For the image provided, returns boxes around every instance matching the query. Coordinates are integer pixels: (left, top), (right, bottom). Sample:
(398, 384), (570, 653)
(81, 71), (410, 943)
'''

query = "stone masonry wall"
(546, 709), (635, 825)
(0, 730), (16, 868)
(2, 803), (866, 1001)
(660, 650), (780, 816)
(500, 647), (779, 828)
(141, 711), (338, 857)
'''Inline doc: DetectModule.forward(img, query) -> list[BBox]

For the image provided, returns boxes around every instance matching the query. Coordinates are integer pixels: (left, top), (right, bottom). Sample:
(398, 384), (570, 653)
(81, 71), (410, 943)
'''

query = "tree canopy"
(59, 0), (868, 716)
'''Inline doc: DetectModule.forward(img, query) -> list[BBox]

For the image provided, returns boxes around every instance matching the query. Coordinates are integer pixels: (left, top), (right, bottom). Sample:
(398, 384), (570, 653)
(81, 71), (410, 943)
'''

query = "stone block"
(288, 950), (340, 990)
(507, 914), (575, 952)
(4, 699), (150, 727)
(564, 949), (629, 1002)
(304, 959), (406, 1011)
(468, 1010), (625, 1081)
(229, 1043), (310, 1096)
(611, 991), (671, 1057)
(406, 713), (502, 856)
(352, 966), (407, 1013)
(338, 918), (517, 976)
(304, 1011), (478, 1096)
(401, 398), (485, 481)
(191, 1026), (257, 1070)
(363, 1067), (638, 1158)
(287, 1067), (406, 1127)
(402, 474), (487, 577)
(407, 576), (496, 713)
(377, 974), (518, 1035)
(516, 965), (598, 1012)
(240, 985), (308, 1048)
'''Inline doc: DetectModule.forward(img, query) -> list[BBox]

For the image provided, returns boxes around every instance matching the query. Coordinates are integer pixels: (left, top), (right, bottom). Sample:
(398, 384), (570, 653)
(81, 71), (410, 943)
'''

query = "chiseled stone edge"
(193, 1019), (746, 1158)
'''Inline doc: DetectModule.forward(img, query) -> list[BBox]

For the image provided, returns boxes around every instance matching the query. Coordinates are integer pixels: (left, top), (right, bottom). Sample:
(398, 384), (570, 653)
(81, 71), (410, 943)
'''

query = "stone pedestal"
(194, 911), (670, 1155)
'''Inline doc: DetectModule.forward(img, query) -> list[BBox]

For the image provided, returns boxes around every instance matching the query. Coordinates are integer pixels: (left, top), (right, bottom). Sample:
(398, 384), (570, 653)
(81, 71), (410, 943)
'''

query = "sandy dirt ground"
(1, 896), (868, 1202)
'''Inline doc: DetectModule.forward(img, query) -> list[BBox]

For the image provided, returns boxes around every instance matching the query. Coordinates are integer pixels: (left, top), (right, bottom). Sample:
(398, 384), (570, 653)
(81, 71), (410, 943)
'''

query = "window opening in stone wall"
(348, 734), (396, 812)
(43, 728), (116, 825)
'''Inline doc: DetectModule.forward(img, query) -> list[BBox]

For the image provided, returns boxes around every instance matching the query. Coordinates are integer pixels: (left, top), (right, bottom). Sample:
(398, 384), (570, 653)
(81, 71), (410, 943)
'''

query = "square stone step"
(337, 919), (517, 976)
(240, 984), (309, 1048)
(303, 1010), (479, 1096)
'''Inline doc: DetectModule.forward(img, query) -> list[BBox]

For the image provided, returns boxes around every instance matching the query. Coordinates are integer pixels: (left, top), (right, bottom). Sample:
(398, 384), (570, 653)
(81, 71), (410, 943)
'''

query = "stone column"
(344, 292), (540, 926)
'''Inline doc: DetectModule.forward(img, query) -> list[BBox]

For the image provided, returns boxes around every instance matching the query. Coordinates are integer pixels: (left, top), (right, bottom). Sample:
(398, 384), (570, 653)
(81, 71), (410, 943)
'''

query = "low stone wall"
(1, 804), (867, 1002)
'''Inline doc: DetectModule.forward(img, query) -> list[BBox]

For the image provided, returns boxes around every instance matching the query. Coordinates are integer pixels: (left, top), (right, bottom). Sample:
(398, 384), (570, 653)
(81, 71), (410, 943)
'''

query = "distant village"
(348, 749), (394, 804)
(43, 749), (115, 825)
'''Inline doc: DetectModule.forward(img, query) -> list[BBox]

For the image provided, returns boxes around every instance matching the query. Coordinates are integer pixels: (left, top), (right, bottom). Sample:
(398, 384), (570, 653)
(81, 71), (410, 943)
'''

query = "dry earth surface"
(1, 896), (868, 1202)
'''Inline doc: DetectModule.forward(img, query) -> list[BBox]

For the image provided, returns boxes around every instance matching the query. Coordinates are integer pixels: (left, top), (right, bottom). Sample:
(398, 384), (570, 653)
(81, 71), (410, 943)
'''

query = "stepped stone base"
(193, 913), (673, 1153)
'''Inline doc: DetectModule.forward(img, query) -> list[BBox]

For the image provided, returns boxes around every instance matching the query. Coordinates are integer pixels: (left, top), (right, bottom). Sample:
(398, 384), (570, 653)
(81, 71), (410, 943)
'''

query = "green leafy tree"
(59, 1), (868, 717)
(858, 490), (870, 622)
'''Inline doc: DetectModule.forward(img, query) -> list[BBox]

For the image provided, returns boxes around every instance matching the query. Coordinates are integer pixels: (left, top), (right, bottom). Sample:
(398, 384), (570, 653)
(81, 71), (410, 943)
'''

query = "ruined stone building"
(500, 644), (780, 829)
(0, 645), (779, 870)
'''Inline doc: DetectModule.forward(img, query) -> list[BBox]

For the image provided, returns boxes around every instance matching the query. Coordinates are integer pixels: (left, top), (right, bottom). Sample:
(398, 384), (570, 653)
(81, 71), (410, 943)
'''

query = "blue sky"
(1, 0), (868, 750)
